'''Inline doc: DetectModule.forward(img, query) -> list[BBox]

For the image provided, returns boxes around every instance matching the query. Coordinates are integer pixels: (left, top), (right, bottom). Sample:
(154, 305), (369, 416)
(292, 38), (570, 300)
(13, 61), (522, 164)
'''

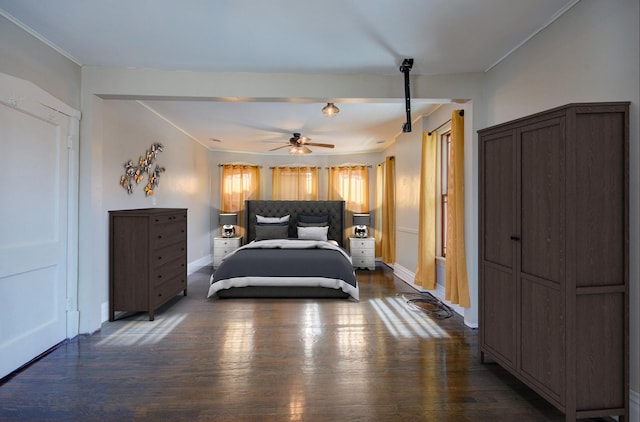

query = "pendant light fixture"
(322, 102), (340, 117)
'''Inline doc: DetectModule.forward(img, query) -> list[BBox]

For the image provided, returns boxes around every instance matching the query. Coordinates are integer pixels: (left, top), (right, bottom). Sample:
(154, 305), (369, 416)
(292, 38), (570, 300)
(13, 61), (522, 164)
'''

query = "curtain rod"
(326, 165), (372, 169)
(218, 164), (262, 168)
(269, 165), (321, 169)
(428, 109), (464, 136)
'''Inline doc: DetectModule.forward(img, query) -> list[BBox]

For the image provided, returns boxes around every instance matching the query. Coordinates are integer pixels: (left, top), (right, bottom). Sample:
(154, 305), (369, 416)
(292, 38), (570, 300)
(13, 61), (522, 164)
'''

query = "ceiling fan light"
(322, 102), (339, 117)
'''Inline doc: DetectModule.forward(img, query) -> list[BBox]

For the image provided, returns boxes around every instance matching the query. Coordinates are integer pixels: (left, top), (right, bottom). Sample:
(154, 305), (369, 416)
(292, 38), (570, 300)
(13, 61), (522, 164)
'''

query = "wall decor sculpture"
(120, 142), (165, 196)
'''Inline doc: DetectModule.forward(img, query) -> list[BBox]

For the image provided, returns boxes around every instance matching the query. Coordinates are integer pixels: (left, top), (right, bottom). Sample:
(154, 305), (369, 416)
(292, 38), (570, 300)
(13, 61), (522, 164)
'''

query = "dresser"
(478, 103), (629, 421)
(349, 237), (375, 270)
(213, 236), (242, 268)
(109, 208), (187, 321)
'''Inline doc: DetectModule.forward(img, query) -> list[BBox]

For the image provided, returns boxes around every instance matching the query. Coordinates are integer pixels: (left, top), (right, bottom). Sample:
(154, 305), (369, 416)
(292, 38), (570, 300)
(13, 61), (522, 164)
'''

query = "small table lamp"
(219, 213), (238, 238)
(352, 213), (370, 238)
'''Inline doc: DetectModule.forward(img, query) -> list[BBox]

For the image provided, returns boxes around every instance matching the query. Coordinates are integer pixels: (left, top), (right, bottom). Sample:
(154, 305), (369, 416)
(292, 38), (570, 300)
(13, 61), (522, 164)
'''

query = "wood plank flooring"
(0, 265), (612, 421)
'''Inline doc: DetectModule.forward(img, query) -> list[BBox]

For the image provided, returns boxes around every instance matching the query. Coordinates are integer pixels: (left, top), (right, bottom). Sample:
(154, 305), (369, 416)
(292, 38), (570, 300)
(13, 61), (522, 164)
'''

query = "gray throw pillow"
(255, 224), (288, 241)
(298, 214), (329, 224)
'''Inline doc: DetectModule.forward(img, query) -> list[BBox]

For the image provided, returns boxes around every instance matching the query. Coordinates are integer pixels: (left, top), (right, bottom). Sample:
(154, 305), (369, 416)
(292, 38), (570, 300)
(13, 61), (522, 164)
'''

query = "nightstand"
(213, 236), (241, 268)
(349, 237), (375, 270)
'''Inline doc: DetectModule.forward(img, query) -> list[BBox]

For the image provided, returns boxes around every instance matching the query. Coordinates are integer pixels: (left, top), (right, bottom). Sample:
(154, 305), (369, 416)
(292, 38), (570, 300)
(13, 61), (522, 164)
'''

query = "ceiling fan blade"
(269, 144), (290, 151)
(298, 136), (312, 143)
(305, 142), (335, 149)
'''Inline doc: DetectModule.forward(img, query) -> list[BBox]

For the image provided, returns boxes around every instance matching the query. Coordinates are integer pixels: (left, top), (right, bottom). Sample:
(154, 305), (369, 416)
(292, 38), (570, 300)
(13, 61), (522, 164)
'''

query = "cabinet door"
(518, 118), (565, 400)
(479, 129), (517, 366)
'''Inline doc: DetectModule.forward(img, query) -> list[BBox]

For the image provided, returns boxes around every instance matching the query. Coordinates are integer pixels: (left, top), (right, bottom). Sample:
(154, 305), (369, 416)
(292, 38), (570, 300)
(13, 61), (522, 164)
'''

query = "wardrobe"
(478, 102), (629, 421)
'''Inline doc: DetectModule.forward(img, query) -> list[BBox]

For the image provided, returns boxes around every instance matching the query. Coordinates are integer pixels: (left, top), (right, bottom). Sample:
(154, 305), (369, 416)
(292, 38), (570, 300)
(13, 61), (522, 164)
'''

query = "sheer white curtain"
(272, 166), (319, 200)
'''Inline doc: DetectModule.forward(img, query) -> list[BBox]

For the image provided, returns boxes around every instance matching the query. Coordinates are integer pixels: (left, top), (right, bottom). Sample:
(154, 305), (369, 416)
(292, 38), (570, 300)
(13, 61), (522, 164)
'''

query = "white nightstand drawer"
(350, 238), (374, 250)
(213, 237), (241, 267)
(353, 257), (374, 267)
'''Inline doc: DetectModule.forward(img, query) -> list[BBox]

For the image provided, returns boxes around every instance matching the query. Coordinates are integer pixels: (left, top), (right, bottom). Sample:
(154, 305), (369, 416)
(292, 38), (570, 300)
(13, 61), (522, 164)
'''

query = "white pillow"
(297, 225), (328, 241)
(256, 214), (290, 224)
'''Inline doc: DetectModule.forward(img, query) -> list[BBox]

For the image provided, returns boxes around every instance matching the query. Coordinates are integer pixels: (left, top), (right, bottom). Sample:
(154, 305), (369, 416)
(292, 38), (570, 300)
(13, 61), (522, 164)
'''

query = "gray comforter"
(207, 239), (358, 300)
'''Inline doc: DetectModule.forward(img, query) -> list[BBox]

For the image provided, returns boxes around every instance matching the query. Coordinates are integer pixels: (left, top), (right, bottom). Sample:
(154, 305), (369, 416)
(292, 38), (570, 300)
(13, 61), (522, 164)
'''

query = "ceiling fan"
(269, 133), (335, 155)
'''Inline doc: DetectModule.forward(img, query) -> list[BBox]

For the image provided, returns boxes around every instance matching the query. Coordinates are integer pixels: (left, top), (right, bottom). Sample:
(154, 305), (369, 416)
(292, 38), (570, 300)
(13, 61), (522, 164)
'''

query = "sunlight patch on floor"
(369, 297), (449, 339)
(96, 314), (188, 346)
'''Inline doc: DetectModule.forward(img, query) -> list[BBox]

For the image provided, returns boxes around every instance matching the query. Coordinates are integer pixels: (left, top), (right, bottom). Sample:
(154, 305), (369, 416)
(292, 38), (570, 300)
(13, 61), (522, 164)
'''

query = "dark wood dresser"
(109, 208), (187, 321)
(478, 102), (629, 421)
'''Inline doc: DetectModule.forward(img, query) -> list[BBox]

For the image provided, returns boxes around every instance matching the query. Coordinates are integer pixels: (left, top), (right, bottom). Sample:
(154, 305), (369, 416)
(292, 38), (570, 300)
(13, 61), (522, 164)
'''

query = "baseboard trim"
(188, 255), (212, 276)
(393, 263), (477, 328)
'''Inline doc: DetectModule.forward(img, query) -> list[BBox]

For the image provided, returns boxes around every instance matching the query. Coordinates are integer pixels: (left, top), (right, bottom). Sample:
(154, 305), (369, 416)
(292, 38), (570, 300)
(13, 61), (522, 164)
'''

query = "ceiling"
(0, 0), (578, 154)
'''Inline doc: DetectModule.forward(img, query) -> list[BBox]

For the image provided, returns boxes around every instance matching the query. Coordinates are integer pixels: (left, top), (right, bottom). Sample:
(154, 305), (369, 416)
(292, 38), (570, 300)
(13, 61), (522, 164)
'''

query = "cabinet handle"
(158, 256), (162, 260)
(158, 275), (162, 278)
(510, 235), (520, 241)
(158, 235), (162, 239)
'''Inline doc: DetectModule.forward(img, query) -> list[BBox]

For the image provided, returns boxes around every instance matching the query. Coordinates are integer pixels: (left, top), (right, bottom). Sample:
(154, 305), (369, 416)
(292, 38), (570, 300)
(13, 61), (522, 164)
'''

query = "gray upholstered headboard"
(245, 200), (346, 247)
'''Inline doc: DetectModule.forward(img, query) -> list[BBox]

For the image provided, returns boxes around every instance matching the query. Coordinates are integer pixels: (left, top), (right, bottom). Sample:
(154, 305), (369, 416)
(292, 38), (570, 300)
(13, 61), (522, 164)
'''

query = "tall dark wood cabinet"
(478, 103), (629, 421)
(109, 208), (188, 321)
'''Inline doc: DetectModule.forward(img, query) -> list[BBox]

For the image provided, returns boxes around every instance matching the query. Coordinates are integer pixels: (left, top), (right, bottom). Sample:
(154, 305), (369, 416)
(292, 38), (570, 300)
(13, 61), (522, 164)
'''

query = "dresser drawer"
(153, 275), (187, 307)
(152, 212), (187, 225)
(151, 256), (186, 286)
(153, 243), (186, 266)
(152, 221), (186, 249)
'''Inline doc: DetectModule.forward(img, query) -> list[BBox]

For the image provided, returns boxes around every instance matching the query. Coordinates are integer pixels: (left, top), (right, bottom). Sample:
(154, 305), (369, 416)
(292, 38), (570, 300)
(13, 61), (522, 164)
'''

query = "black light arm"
(399, 58), (414, 132)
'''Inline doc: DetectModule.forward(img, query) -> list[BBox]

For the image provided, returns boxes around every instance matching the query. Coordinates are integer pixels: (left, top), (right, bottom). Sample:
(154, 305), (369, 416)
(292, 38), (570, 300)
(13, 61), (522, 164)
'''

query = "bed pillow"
(297, 221), (328, 227)
(298, 214), (329, 224)
(256, 214), (290, 224)
(297, 225), (329, 241)
(255, 224), (289, 240)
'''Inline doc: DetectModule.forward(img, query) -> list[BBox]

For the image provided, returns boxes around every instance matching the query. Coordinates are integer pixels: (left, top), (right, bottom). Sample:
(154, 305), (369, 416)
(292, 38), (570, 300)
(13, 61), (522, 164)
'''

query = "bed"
(207, 200), (359, 300)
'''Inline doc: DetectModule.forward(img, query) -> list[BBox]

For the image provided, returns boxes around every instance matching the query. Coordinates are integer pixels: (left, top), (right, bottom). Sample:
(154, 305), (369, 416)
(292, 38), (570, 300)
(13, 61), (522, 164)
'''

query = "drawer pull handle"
(158, 256), (162, 260)
(158, 235), (162, 239)
(510, 235), (520, 241)
(158, 293), (162, 297)
(158, 275), (162, 278)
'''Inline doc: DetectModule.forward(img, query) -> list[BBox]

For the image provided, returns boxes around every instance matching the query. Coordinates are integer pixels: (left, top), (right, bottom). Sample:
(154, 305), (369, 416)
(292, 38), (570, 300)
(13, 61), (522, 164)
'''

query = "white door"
(0, 73), (79, 379)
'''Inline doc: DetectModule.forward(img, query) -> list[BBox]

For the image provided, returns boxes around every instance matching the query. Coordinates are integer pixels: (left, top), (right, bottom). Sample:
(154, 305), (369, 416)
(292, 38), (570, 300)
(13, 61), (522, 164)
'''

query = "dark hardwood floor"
(0, 265), (613, 421)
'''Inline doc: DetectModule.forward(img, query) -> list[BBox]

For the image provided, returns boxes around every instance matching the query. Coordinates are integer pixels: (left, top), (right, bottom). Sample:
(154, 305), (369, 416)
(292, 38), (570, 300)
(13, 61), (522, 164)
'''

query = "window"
(328, 165), (370, 242)
(440, 131), (451, 257)
(220, 163), (260, 237)
(328, 165), (369, 213)
(272, 166), (319, 200)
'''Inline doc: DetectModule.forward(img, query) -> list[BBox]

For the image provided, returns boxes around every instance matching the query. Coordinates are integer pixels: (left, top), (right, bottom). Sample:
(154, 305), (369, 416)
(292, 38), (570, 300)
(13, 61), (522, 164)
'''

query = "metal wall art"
(120, 142), (165, 196)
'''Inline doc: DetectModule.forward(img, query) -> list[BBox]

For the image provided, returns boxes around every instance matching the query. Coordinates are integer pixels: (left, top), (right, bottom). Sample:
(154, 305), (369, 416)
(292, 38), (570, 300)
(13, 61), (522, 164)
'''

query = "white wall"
(102, 100), (212, 262)
(483, 0), (639, 408)
(0, 15), (81, 109)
